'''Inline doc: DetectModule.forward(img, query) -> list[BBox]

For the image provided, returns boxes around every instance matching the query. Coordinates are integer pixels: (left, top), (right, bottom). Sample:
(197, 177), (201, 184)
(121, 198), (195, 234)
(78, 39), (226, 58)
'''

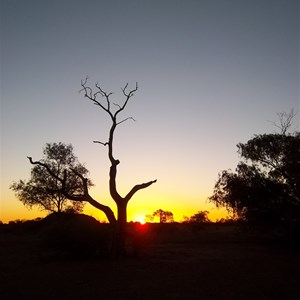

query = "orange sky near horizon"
(1, 176), (230, 224)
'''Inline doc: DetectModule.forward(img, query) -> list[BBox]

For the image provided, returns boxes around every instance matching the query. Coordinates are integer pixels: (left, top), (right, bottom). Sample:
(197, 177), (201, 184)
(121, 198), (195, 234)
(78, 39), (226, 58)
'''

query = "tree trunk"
(114, 201), (128, 257)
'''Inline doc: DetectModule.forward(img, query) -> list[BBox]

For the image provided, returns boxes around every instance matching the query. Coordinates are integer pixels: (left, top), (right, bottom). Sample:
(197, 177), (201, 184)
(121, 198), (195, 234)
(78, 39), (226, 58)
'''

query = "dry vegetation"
(1, 215), (300, 300)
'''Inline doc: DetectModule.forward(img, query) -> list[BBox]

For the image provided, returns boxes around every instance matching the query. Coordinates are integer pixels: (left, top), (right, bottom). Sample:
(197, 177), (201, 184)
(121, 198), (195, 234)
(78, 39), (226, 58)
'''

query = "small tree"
(26, 80), (157, 256)
(10, 143), (89, 214)
(152, 209), (174, 223)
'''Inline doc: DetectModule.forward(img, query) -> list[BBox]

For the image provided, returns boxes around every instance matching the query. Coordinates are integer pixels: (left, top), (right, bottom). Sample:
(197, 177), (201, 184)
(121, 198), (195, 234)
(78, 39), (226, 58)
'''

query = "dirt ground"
(1, 223), (300, 300)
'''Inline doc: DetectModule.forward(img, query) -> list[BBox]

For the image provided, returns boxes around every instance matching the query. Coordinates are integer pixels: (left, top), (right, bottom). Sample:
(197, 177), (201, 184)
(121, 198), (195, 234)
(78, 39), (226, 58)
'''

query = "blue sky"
(1, 0), (299, 222)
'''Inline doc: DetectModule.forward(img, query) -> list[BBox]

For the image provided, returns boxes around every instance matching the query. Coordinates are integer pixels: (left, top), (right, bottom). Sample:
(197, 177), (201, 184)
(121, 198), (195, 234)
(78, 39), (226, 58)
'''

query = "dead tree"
(28, 79), (156, 256)
(270, 109), (298, 135)
(81, 78), (157, 254)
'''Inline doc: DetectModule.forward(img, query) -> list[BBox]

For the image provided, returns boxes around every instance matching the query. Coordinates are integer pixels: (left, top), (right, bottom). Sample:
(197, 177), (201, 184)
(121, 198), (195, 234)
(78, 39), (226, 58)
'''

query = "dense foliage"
(10, 143), (92, 213)
(209, 132), (300, 228)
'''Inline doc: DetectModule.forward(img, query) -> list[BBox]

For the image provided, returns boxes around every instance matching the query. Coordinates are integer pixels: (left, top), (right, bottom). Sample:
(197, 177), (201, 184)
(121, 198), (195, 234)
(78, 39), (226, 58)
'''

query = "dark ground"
(1, 218), (300, 300)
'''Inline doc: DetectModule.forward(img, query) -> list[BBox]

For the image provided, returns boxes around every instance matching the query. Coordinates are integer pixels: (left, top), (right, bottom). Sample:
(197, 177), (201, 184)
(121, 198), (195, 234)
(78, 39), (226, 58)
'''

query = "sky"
(1, 0), (299, 223)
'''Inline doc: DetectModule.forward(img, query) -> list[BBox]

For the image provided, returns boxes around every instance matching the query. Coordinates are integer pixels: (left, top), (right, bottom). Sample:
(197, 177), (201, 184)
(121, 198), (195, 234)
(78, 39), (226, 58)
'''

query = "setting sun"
(132, 214), (146, 224)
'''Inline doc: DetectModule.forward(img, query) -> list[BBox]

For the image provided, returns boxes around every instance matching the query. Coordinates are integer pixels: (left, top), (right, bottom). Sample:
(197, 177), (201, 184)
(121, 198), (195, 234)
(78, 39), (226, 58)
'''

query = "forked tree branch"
(80, 77), (114, 120)
(116, 82), (138, 118)
(121, 82), (138, 98)
(117, 117), (136, 125)
(124, 179), (157, 203)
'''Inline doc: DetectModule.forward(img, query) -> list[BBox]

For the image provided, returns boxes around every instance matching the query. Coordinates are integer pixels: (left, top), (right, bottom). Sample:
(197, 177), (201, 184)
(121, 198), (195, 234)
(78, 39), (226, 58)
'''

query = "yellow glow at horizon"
(84, 196), (229, 224)
(1, 181), (229, 223)
(132, 214), (146, 224)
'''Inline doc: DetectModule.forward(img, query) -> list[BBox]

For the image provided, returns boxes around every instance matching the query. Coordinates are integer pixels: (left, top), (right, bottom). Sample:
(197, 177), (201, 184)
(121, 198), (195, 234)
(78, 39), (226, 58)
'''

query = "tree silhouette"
(27, 79), (157, 256)
(10, 143), (89, 214)
(210, 128), (300, 227)
(152, 209), (174, 223)
(184, 211), (211, 223)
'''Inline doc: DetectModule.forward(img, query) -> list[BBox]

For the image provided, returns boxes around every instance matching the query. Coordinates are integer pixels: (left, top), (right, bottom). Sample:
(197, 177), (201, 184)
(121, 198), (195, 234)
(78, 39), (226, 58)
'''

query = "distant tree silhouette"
(152, 209), (174, 223)
(184, 211), (211, 223)
(25, 79), (157, 256)
(10, 143), (89, 214)
(210, 112), (300, 228)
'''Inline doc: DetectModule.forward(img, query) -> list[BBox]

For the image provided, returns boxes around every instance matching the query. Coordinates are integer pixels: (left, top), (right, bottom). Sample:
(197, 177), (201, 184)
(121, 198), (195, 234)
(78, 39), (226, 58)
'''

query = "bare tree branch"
(121, 82), (138, 98)
(27, 157), (62, 183)
(115, 83), (138, 118)
(93, 141), (109, 146)
(268, 109), (298, 135)
(70, 167), (89, 196)
(113, 102), (121, 110)
(117, 117), (136, 125)
(95, 82), (113, 111)
(124, 179), (157, 203)
(80, 78), (114, 120)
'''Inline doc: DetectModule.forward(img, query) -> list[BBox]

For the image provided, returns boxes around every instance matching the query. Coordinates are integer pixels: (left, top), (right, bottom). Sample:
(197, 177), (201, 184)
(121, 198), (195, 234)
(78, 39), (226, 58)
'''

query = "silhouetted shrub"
(39, 213), (113, 260)
(2, 218), (42, 234)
